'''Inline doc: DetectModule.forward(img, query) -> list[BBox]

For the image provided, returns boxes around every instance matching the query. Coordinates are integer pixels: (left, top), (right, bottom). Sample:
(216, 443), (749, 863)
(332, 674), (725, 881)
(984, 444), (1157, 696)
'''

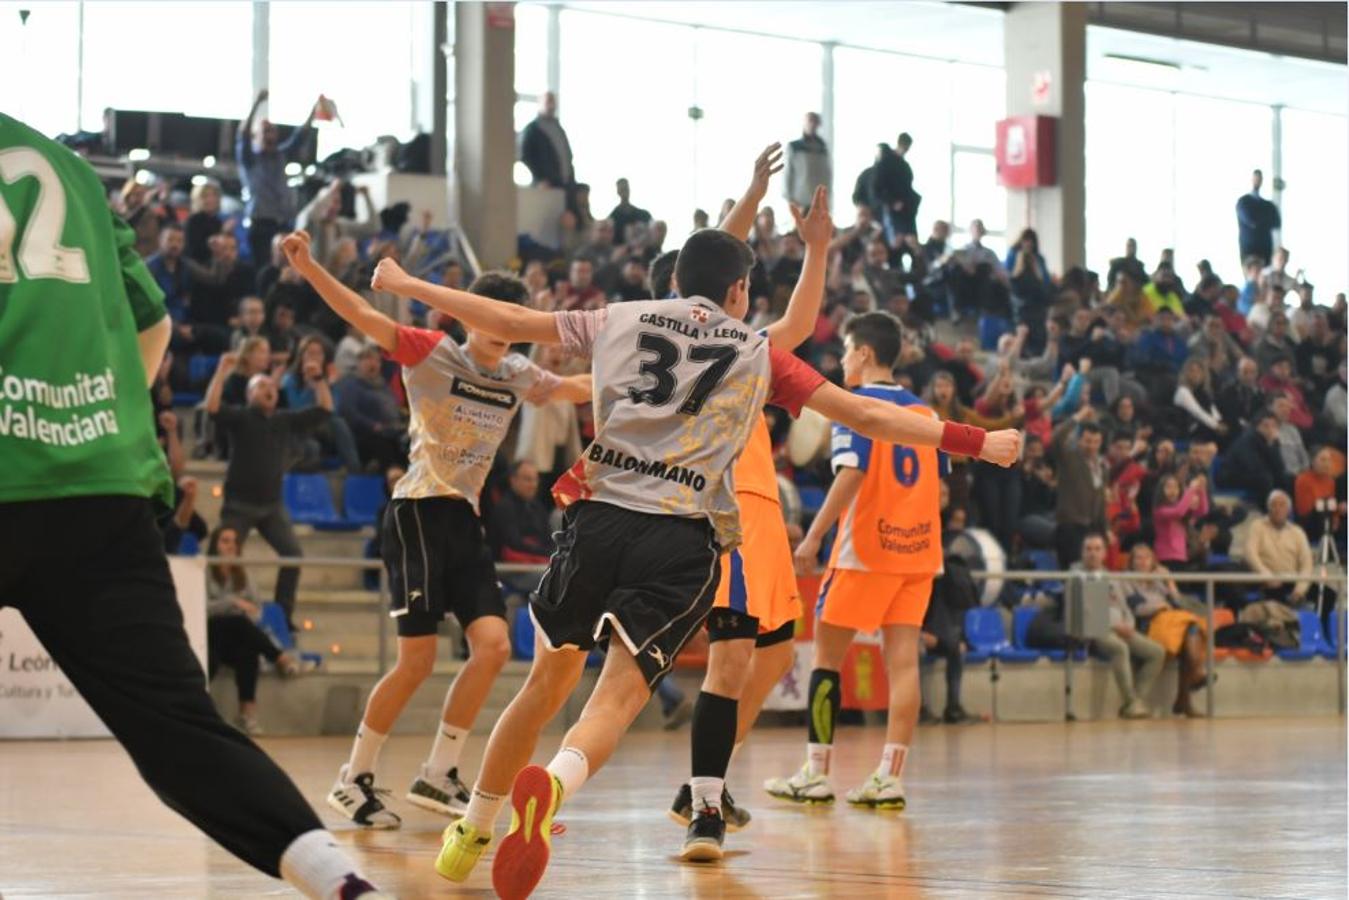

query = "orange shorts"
(712, 492), (801, 633)
(816, 569), (933, 632)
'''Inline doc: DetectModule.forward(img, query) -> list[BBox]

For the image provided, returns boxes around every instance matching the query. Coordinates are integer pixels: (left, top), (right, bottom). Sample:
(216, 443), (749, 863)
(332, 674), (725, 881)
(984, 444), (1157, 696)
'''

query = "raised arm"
(371, 257), (563, 346)
(765, 185), (831, 350)
(281, 231), (398, 352)
(803, 381), (1021, 466)
(205, 352), (237, 415)
(720, 143), (783, 242)
(237, 89), (267, 156)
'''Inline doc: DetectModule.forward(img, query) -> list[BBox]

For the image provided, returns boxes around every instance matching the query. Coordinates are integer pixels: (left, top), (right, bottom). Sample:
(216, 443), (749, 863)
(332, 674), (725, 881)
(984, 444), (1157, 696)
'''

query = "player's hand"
(234, 598), (260, 618)
(793, 534), (822, 577)
(158, 411), (178, 432)
(280, 231), (315, 272)
(372, 258), (413, 295)
(746, 142), (783, 200)
(790, 185), (833, 251)
(179, 476), (198, 499)
(979, 429), (1022, 468)
(255, 88), (269, 103)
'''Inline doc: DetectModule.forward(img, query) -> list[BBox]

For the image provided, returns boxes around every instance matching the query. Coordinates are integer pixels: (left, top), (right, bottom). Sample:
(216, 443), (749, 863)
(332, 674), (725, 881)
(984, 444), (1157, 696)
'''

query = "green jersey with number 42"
(0, 113), (172, 505)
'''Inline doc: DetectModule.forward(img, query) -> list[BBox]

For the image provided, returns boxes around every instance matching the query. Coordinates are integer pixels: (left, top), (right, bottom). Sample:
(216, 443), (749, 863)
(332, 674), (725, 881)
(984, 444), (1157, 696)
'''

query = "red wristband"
(940, 421), (986, 458)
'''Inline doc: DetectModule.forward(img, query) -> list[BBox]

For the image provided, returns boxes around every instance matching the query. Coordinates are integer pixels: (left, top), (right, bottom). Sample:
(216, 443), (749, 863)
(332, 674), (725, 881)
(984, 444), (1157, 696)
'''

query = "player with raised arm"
(0, 112), (388, 900)
(370, 197), (1019, 898)
(280, 231), (590, 830)
(662, 147), (833, 860)
(763, 310), (943, 811)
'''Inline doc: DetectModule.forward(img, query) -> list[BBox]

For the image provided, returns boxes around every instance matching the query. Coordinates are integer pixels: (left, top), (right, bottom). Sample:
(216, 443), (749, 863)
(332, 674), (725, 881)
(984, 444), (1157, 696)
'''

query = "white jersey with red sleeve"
(387, 325), (561, 508)
(549, 298), (822, 550)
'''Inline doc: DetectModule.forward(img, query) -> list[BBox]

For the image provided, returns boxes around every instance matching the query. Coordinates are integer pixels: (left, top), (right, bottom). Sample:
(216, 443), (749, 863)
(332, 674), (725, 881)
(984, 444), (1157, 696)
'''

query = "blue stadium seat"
(187, 354), (220, 387)
(511, 605), (536, 661)
(1328, 614), (1343, 660)
(1274, 609), (1327, 661)
(172, 391), (203, 407)
(342, 475), (386, 527)
(284, 474), (357, 530)
(977, 315), (1011, 351)
(1013, 605), (1064, 661)
(798, 487), (826, 515)
(258, 602), (296, 651)
(965, 607), (1040, 663)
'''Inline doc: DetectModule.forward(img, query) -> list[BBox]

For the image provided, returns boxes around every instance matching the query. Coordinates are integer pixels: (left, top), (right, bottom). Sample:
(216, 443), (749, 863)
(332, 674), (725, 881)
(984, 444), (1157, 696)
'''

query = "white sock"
(279, 829), (371, 900)
(806, 742), (832, 778)
(545, 746), (590, 803)
(878, 742), (909, 780)
(464, 785), (507, 833)
(425, 722), (469, 776)
(689, 776), (724, 814)
(344, 723), (387, 780)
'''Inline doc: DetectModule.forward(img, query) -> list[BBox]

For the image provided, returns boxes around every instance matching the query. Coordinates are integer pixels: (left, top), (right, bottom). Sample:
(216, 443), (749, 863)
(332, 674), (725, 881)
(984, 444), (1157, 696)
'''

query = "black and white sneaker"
(668, 784), (751, 832)
(406, 765), (472, 817)
(327, 765), (402, 829)
(680, 807), (726, 862)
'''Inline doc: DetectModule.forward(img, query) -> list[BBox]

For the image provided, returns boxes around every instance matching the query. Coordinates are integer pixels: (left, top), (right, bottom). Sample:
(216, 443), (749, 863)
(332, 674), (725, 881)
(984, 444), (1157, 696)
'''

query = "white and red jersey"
(388, 325), (562, 508)
(550, 298), (823, 550)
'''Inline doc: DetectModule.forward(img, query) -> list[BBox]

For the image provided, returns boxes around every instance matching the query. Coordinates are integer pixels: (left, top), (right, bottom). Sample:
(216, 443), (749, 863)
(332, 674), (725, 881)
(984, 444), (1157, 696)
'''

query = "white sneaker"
(763, 765), (835, 805)
(845, 773), (906, 810)
(406, 765), (471, 817)
(327, 765), (402, 829)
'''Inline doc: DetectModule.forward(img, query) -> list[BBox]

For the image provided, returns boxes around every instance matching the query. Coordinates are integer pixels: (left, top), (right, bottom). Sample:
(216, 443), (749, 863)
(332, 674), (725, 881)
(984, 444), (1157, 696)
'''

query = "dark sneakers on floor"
(680, 808), (726, 862)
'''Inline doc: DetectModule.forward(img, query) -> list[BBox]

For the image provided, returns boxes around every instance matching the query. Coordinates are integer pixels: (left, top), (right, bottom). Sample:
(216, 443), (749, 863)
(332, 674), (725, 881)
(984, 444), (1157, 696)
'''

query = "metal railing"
(200, 555), (1347, 715)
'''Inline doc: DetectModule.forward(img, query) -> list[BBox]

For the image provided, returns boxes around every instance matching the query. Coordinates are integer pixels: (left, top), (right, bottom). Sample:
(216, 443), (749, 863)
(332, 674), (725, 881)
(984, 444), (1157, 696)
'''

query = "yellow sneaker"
(491, 765), (562, 900)
(434, 818), (491, 883)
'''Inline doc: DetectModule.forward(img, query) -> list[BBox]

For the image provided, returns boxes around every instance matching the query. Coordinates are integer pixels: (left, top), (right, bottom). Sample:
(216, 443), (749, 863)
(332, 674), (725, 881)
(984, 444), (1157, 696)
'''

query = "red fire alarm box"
(996, 116), (1057, 188)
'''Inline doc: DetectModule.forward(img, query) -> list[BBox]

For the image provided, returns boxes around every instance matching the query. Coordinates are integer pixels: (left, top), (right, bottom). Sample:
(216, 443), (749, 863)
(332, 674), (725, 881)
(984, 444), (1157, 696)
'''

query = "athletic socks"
(424, 722), (469, 776)
(691, 690), (738, 779)
(878, 742), (909, 780)
(463, 786), (507, 833)
(279, 828), (378, 900)
(689, 776), (724, 815)
(546, 745), (590, 802)
(806, 669), (840, 776)
(344, 724), (388, 780)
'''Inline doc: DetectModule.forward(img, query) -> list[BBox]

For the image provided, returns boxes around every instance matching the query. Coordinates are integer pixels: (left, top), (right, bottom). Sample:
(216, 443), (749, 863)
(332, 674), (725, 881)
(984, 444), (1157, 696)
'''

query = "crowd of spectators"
(120, 91), (1344, 725)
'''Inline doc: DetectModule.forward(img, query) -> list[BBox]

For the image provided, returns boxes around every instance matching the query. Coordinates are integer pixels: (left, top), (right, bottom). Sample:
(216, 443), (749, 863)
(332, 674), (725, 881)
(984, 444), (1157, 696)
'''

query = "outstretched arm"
(720, 142), (782, 241)
(549, 374), (592, 405)
(371, 258), (563, 346)
(804, 380), (1021, 466)
(765, 185), (831, 350)
(281, 231), (399, 352)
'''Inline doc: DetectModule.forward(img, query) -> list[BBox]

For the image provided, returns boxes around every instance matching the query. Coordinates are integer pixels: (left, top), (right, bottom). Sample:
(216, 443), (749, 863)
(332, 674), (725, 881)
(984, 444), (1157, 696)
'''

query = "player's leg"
(436, 639), (587, 884)
(2, 497), (384, 899)
(409, 516), (512, 816)
(736, 624), (797, 745)
(846, 576), (931, 810)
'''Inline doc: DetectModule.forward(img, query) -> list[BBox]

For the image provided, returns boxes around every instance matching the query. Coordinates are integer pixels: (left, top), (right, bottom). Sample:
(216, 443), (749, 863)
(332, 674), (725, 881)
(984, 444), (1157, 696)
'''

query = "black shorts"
(381, 497), (505, 638)
(530, 500), (721, 688)
(706, 610), (796, 647)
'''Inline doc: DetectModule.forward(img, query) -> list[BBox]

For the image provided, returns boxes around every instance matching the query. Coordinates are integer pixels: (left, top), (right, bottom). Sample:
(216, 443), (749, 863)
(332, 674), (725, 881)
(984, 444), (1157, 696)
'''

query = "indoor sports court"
(2, 2), (1347, 899)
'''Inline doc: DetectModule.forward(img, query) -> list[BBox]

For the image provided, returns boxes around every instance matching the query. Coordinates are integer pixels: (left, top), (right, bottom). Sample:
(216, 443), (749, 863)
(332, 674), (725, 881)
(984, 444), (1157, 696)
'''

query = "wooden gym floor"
(0, 719), (1344, 899)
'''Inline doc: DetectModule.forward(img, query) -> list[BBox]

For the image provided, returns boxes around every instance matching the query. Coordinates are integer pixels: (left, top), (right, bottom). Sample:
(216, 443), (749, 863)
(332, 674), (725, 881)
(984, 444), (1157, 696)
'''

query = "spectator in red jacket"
(488, 461), (554, 564)
(1259, 356), (1314, 430)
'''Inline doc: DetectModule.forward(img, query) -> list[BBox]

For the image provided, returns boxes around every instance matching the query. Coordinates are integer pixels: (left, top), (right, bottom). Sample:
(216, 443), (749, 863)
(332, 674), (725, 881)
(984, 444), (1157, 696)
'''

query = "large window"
(269, 2), (418, 157)
(80, 2), (252, 130)
(2, 2), (85, 139)
(1280, 108), (1349, 295)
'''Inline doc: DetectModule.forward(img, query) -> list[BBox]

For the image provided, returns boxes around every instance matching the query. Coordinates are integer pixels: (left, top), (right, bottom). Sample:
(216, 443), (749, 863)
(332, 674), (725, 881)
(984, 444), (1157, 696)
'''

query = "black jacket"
(1217, 428), (1288, 499)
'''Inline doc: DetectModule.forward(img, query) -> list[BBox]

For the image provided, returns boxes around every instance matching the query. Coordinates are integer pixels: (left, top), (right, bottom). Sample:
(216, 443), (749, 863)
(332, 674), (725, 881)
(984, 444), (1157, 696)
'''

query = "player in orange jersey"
(765, 310), (946, 810)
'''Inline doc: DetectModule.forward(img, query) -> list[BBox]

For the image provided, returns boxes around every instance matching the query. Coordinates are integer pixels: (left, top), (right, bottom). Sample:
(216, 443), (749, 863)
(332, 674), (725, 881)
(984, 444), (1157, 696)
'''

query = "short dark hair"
(650, 249), (679, 299)
(844, 311), (903, 368)
(897, 132), (913, 146)
(159, 221), (183, 235)
(468, 270), (529, 305)
(1079, 422), (1103, 437)
(1254, 410), (1278, 428)
(1082, 530), (1108, 547)
(673, 230), (754, 307)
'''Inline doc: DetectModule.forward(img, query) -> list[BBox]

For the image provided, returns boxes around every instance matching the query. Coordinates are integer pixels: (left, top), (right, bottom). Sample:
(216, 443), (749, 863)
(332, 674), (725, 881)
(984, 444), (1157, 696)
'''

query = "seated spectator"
(489, 461), (554, 563)
(185, 180), (227, 265)
(230, 296), (268, 350)
(282, 334), (360, 472)
(1260, 356), (1315, 431)
(1152, 473), (1209, 571)
(559, 258), (606, 311)
(185, 233), (256, 349)
(1261, 246), (1297, 295)
(611, 258), (651, 303)
(1297, 311), (1342, 399)
(1017, 434), (1057, 548)
(1105, 270), (1151, 328)
(1106, 237), (1148, 291)
(1245, 490), (1315, 605)
(335, 326), (367, 378)
(1217, 411), (1292, 501)
(921, 551), (980, 724)
(1123, 543), (1209, 718)
(1255, 311), (1298, 372)
(1188, 314), (1242, 382)
(1131, 308), (1188, 405)
(1173, 357), (1227, 443)
(222, 336), (275, 408)
(927, 370), (1021, 514)
(146, 224), (191, 323)
(1050, 412), (1107, 567)
(1142, 263), (1185, 318)
(1004, 228), (1053, 353)
(334, 346), (407, 471)
(264, 299), (302, 361)
(1324, 361), (1348, 432)
(1271, 394), (1311, 476)
(206, 526), (300, 736)
(1105, 431), (1148, 562)
(1217, 357), (1264, 434)
(1077, 533), (1166, 719)
(1295, 446), (1346, 546)
(1102, 393), (1151, 444)
(1247, 284), (1286, 334)
(1236, 255), (1263, 315)
(206, 352), (333, 631)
